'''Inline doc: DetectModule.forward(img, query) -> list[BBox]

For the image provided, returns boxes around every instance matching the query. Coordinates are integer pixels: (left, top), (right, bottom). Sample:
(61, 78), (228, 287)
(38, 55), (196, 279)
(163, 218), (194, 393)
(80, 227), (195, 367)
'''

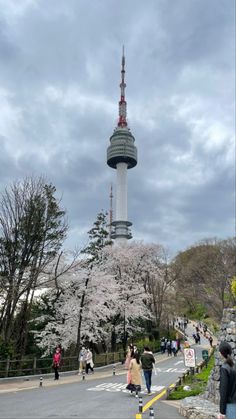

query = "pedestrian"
(160, 337), (165, 354)
(124, 344), (134, 385)
(52, 346), (61, 380)
(209, 336), (213, 347)
(79, 346), (86, 374)
(85, 348), (94, 374)
(176, 338), (181, 352)
(140, 346), (155, 395)
(127, 352), (142, 396)
(171, 339), (177, 356)
(184, 317), (188, 330)
(133, 345), (140, 355)
(203, 324), (207, 337)
(218, 341), (236, 419)
(166, 340), (172, 356)
(196, 332), (201, 344)
(193, 333), (198, 344)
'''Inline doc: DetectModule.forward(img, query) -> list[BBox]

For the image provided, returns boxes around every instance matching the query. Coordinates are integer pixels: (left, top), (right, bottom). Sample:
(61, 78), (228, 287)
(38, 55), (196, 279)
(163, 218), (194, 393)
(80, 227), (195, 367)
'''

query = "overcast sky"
(0, 0), (235, 256)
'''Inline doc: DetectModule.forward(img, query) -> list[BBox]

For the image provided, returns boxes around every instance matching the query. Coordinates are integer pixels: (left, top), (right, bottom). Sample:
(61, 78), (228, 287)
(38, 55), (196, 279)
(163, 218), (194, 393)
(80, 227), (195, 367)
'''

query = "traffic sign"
(202, 350), (209, 360)
(184, 348), (196, 367)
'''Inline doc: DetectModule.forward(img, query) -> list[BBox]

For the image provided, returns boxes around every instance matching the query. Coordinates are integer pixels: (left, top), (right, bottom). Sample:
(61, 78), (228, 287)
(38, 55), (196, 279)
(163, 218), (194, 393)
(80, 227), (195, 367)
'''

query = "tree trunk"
(76, 273), (90, 357)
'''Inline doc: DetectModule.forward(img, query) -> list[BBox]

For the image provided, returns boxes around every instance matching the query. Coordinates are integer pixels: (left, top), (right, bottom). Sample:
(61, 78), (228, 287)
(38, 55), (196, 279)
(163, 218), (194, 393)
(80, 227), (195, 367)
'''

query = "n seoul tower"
(107, 48), (137, 243)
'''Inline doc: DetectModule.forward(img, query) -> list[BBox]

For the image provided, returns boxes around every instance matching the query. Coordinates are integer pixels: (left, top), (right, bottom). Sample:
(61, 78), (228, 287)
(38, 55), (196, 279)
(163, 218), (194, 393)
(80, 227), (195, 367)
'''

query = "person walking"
(52, 347), (61, 380)
(193, 333), (198, 344)
(85, 348), (94, 374)
(209, 336), (213, 347)
(128, 352), (142, 396)
(79, 346), (86, 374)
(196, 332), (201, 344)
(218, 341), (236, 419)
(160, 338), (165, 354)
(166, 340), (172, 356)
(124, 344), (134, 385)
(176, 338), (181, 352)
(140, 346), (155, 395)
(171, 339), (178, 356)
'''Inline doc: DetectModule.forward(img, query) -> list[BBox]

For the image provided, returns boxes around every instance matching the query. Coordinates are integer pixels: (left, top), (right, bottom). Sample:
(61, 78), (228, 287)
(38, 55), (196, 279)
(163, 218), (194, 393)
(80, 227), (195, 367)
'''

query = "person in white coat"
(85, 349), (94, 374)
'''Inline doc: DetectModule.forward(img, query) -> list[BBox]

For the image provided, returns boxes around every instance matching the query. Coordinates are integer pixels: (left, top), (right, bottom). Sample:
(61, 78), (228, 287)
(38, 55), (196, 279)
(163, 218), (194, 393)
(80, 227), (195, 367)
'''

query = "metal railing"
(0, 351), (125, 378)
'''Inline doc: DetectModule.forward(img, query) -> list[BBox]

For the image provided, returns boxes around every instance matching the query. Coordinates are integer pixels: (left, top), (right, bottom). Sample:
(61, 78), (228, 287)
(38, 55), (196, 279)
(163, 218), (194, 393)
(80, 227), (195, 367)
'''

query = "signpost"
(183, 348), (196, 368)
(202, 349), (209, 366)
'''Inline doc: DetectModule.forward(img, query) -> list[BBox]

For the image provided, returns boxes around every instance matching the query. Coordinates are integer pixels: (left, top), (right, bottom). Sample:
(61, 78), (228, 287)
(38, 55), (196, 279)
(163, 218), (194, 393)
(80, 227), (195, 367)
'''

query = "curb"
(134, 346), (215, 418)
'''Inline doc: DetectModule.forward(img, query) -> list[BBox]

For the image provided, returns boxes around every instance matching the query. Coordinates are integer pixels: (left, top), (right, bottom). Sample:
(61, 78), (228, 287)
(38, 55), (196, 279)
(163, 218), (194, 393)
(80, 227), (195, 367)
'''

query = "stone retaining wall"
(179, 309), (236, 419)
(204, 308), (236, 404)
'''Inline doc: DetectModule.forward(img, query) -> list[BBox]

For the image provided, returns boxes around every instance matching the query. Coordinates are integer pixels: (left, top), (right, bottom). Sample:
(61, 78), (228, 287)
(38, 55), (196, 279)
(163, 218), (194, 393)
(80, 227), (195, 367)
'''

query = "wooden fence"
(0, 351), (125, 378)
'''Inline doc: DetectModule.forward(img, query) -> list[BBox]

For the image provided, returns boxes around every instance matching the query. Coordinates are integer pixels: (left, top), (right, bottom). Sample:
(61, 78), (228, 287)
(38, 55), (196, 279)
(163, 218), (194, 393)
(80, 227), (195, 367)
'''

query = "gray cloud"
(0, 0), (234, 255)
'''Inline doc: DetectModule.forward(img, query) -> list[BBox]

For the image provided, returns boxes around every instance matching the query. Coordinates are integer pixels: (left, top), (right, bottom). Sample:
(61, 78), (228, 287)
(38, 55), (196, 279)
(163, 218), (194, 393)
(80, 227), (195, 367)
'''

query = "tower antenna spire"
(118, 45), (127, 128)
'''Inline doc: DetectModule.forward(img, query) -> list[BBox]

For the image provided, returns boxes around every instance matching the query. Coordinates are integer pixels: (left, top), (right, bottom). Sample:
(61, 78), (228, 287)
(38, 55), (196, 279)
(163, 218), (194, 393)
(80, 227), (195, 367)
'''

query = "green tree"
(82, 211), (112, 260)
(75, 211), (112, 354)
(173, 238), (236, 320)
(0, 177), (67, 356)
(231, 276), (236, 300)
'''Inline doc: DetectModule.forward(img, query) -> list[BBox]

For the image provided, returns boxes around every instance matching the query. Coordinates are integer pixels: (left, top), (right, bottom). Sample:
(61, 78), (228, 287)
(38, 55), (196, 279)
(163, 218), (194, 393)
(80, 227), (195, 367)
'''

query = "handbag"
(126, 383), (141, 392)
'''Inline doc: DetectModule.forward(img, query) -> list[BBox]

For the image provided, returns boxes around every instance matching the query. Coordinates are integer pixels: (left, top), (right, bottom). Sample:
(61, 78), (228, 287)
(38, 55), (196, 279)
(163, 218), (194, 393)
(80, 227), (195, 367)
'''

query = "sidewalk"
(137, 400), (183, 419)
(153, 400), (183, 419)
(0, 352), (172, 393)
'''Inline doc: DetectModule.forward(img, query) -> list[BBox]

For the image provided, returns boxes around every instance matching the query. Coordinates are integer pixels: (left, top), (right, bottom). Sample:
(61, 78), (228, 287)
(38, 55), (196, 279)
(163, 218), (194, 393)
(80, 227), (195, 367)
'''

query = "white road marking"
(87, 383), (165, 393)
(157, 367), (187, 373)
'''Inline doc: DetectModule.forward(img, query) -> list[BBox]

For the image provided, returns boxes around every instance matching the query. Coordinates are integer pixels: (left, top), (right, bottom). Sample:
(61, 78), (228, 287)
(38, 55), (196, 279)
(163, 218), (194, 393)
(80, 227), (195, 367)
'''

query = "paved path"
(0, 322), (214, 418)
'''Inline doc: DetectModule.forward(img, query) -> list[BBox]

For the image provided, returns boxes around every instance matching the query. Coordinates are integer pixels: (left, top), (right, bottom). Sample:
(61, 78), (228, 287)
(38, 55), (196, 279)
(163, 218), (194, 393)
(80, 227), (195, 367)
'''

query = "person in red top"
(53, 347), (61, 380)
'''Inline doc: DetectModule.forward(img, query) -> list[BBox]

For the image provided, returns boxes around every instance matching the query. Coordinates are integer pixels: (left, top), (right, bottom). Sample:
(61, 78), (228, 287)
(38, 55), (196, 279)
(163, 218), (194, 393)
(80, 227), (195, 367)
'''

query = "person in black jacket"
(218, 341), (236, 419)
(140, 346), (155, 394)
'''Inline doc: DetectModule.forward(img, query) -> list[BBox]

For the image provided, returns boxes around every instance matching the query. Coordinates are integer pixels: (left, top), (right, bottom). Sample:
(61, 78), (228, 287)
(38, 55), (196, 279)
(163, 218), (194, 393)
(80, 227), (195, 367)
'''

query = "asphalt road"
(0, 326), (212, 419)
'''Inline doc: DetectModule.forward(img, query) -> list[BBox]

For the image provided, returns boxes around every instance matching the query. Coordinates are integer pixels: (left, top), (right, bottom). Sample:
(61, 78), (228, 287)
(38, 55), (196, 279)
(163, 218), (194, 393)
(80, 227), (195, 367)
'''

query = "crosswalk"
(87, 382), (165, 393)
(157, 367), (186, 372)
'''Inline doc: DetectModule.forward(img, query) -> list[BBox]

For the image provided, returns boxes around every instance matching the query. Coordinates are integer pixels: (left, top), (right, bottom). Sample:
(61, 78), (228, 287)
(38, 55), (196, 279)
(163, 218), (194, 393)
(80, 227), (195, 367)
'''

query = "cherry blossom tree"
(103, 243), (158, 350)
(34, 211), (115, 355)
(34, 238), (176, 355)
(35, 262), (118, 354)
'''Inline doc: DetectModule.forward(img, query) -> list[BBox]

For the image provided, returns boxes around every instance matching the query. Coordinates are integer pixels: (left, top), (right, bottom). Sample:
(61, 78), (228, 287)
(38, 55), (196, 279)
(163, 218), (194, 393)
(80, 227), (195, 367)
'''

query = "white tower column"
(116, 163), (128, 221)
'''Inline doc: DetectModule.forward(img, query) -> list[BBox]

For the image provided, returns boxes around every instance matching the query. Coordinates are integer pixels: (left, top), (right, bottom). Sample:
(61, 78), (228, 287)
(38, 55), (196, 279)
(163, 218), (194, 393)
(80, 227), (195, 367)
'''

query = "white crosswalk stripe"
(87, 383), (165, 393)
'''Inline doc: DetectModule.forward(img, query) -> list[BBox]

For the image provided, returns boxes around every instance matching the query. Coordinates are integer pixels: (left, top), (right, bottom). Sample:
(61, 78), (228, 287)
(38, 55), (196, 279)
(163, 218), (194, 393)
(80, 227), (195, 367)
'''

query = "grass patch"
(168, 386), (204, 399)
(168, 352), (215, 400)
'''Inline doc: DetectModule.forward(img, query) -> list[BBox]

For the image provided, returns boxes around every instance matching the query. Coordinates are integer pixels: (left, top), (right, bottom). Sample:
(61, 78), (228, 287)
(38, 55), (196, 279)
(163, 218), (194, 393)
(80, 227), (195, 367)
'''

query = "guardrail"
(0, 351), (125, 378)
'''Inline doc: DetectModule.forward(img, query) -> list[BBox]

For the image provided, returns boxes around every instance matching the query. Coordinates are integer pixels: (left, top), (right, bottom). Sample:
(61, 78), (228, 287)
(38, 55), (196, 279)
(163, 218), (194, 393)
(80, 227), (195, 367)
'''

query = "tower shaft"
(109, 184), (113, 239)
(116, 163), (128, 220)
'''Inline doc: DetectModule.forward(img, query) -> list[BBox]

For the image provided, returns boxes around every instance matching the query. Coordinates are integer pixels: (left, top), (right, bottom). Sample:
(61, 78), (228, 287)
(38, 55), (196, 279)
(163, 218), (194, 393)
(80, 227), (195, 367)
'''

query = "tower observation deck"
(107, 48), (137, 242)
